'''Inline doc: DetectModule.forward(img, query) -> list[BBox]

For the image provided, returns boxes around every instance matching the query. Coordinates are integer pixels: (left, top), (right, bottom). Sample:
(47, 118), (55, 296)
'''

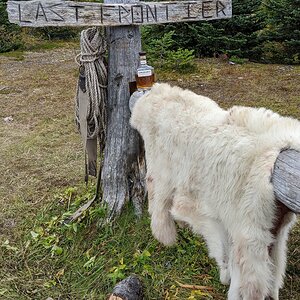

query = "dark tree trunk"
(102, 0), (145, 217)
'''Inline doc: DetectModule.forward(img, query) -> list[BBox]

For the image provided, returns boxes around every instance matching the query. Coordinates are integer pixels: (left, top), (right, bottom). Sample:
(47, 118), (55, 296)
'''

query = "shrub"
(0, 0), (79, 53)
(252, 0), (300, 64)
(0, 0), (24, 52)
(142, 29), (195, 72)
(141, 0), (263, 60)
(31, 27), (81, 41)
(166, 48), (195, 72)
(0, 26), (23, 53)
(258, 41), (286, 63)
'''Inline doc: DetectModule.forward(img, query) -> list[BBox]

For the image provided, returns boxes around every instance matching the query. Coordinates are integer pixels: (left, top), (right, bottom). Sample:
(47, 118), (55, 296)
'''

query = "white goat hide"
(130, 83), (299, 300)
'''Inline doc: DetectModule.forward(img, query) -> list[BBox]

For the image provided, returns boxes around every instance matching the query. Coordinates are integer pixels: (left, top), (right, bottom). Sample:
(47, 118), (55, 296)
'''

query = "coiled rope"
(75, 27), (107, 148)
(75, 27), (107, 179)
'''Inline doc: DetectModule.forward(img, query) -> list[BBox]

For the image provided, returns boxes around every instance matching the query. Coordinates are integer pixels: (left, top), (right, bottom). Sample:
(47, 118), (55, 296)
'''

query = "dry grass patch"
(0, 47), (84, 241)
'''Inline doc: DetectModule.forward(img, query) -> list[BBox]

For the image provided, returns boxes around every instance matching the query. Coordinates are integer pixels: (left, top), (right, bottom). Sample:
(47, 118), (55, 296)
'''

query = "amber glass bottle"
(135, 52), (155, 90)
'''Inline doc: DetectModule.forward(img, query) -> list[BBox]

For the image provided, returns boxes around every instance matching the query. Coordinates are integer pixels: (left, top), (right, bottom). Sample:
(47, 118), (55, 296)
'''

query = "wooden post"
(272, 149), (300, 213)
(102, 0), (143, 215)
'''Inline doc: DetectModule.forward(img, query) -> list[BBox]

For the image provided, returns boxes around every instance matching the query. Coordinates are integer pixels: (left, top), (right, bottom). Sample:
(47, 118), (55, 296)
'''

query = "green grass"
(0, 40), (77, 61)
(25, 40), (78, 52)
(0, 50), (25, 61)
(0, 186), (226, 299)
(0, 47), (299, 299)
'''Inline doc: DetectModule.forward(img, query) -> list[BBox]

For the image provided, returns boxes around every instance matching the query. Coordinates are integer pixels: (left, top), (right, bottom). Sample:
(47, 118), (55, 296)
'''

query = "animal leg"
(150, 179), (176, 246)
(268, 205), (296, 300)
(171, 195), (231, 284)
(228, 254), (241, 300)
(234, 236), (272, 300)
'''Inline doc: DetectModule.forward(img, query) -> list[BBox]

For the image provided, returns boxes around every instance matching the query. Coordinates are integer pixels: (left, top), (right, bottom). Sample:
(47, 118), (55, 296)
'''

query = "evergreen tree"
(253, 0), (300, 63)
(0, 0), (23, 52)
(142, 0), (264, 58)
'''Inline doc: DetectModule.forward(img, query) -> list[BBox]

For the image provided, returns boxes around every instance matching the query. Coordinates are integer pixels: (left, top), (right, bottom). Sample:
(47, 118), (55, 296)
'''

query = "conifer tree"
(0, 0), (23, 52)
(142, 0), (264, 59)
(254, 0), (300, 63)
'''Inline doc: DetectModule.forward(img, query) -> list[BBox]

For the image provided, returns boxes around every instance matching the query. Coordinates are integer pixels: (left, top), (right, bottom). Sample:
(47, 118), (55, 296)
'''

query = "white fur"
(130, 83), (298, 299)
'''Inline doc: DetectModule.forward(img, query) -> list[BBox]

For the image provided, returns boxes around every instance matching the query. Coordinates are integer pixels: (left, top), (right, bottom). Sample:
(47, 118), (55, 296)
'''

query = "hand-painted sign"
(7, 0), (232, 27)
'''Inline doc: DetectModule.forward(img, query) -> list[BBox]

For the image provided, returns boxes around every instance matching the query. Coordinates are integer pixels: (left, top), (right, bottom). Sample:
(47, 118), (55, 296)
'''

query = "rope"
(75, 27), (107, 146)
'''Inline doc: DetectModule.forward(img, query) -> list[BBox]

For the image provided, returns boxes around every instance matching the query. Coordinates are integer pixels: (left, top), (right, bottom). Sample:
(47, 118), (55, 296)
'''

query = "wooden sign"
(7, 0), (232, 27)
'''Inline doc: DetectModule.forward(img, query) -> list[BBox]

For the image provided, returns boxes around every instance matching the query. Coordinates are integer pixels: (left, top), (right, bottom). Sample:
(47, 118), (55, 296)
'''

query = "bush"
(142, 29), (195, 72)
(252, 0), (300, 64)
(0, 25), (23, 52)
(31, 27), (81, 41)
(141, 0), (300, 64)
(166, 48), (195, 72)
(257, 41), (286, 63)
(141, 0), (263, 60)
(0, 0), (24, 52)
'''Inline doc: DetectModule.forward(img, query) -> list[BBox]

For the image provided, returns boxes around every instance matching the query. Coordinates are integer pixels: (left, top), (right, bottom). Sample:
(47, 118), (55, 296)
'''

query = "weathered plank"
(272, 149), (300, 213)
(7, 0), (232, 27)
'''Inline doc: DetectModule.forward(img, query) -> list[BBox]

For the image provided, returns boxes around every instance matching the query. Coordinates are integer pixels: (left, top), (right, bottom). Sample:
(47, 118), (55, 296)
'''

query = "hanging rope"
(75, 27), (107, 143)
(75, 27), (107, 178)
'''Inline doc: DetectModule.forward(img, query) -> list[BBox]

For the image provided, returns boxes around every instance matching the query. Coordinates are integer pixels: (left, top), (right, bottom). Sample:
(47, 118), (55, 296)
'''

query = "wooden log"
(108, 275), (143, 300)
(7, 0), (232, 27)
(272, 149), (300, 213)
(102, 0), (145, 216)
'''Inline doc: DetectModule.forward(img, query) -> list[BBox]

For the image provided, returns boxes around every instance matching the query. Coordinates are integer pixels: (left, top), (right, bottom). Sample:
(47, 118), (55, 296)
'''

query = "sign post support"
(101, 0), (143, 215)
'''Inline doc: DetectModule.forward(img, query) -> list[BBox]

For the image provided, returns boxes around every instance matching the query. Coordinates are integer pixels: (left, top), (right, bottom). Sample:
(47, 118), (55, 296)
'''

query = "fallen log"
(108, 275), (143, 300)
(272, 149), (300, 213)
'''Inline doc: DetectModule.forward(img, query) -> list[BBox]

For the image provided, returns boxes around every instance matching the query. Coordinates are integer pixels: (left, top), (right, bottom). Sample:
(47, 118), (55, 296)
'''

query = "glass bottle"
(135, 52), (155, 90)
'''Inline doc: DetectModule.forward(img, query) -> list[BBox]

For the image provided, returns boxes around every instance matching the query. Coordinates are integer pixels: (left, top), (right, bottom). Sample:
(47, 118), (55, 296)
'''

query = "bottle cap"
(139, 51), (146, 56)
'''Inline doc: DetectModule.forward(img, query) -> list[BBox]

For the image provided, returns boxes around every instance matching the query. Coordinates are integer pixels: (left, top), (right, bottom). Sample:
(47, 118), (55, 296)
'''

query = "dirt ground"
(0, 47), (299, 299)
(0, 47), (84, 240)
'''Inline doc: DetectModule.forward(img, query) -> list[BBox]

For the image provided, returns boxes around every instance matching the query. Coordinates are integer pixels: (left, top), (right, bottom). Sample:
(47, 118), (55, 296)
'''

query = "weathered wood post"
(6, 0), (233, 216)
(102, 0), (142, 215)
(272, 149), (300, 213)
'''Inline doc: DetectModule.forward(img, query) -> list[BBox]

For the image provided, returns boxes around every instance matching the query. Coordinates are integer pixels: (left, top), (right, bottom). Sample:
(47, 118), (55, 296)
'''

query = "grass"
(0, 47), (299, 299)
(0, 51), (25, 61)
(1, 187), (226, 300)
(24, 40), (79, 52)
(0, 40), (78, 61)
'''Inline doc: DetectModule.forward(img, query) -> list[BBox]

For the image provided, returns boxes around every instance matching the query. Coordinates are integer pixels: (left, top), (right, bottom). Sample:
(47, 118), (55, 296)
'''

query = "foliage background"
(142, 0), (300, 64)
(0, 0), (299, 63)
